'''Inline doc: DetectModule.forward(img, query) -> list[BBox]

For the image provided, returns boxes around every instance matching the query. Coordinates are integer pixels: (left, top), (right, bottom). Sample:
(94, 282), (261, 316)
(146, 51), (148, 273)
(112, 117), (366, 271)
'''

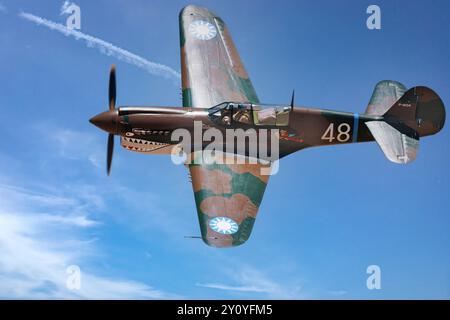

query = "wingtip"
(179, 4), (217, 19)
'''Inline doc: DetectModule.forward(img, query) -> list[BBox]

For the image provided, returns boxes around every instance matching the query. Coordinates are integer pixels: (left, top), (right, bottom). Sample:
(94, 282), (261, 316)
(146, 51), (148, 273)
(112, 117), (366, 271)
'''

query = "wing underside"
(179, 5), (269, 247)
(179, 5), (259, 108)
(189, 153), (270, 247)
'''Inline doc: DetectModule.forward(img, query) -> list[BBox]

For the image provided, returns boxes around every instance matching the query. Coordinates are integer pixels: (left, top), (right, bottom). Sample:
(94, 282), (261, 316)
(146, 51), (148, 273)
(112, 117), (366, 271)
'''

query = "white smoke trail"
(19, 12), (181, 82)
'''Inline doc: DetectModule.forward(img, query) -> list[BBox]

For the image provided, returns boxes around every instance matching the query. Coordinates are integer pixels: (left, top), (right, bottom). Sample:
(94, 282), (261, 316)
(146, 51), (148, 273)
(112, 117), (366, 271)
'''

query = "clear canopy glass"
(208, 102), (290, 126)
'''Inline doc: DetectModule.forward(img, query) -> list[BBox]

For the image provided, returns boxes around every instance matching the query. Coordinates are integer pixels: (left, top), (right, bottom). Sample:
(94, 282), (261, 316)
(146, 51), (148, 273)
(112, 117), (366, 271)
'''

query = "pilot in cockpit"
(231, 103), (251, 124)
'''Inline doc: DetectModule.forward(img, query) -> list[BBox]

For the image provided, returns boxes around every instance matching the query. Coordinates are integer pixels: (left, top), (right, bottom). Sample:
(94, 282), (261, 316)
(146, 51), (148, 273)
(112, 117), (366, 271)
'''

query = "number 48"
(321, 123), (351, 142)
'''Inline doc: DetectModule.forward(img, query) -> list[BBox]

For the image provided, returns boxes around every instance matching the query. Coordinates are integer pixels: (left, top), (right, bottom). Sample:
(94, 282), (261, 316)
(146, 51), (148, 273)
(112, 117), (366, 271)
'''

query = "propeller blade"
(109, 65), (116, 111)
(107, 133), (114, 175)
(290, 90), (295, 111)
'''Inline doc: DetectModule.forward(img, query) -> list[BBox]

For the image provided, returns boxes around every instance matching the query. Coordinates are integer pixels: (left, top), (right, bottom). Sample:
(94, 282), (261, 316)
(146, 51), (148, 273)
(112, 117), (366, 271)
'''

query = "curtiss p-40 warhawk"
(90, 5), (445, 247)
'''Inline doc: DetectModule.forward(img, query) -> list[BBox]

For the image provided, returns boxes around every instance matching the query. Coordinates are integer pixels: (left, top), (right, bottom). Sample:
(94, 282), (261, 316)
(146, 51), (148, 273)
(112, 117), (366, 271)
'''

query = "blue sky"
(0, 0), (449, 299)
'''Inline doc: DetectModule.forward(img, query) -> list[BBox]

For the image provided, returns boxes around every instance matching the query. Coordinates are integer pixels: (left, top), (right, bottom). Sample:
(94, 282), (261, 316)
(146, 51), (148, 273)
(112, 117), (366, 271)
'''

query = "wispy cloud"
(0, 3), (6, 13)
(0, 123), (184, 298)
(29, 124), (104, 170)
(0, 182), (177, 299)
(18, 11), (181, 82)
(33, 125), (193, 241)
(38, 213), (99, 227)
(196, 283), (269, 293)
(197, 266), (304, 299)
(48, 128), (103, 168)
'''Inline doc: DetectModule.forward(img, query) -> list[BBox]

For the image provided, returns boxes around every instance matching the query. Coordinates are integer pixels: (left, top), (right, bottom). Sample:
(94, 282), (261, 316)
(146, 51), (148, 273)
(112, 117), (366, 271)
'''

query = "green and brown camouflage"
(179, 5), (259, 108)
(189, 151), (270, 247)
(89, 5), (446, 247)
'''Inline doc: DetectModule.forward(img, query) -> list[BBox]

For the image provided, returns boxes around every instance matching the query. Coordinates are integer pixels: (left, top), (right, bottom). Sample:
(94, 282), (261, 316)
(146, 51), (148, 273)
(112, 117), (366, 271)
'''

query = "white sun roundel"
(209, 217), (239, 235)
(189, 20), (217, 40)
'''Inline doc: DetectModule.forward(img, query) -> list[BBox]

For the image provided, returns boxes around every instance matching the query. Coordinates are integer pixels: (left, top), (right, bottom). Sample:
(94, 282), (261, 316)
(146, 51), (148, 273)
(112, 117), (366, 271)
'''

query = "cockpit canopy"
(208, 102), (290, 126)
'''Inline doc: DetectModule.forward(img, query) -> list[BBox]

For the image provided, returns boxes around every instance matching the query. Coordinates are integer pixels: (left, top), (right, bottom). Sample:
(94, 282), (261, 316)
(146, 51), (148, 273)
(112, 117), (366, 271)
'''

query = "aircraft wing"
(189, 155), (270, 247)
(179, 5), (259, 108)
(179, 5), (269, 247)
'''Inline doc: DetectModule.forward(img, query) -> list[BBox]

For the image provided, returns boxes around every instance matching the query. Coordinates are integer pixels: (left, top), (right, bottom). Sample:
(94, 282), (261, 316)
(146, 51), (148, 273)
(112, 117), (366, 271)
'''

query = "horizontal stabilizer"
(366, 121), (419, 164)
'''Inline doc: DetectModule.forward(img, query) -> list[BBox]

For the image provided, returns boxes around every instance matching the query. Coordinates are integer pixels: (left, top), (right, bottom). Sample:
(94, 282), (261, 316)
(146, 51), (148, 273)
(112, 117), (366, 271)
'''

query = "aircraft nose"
(89, 110), (118, 134)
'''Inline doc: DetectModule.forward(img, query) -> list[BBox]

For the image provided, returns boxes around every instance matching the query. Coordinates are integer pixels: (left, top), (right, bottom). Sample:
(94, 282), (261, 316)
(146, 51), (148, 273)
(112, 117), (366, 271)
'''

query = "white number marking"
(321, 123), (351, 143)
(321, 123), (335, 142)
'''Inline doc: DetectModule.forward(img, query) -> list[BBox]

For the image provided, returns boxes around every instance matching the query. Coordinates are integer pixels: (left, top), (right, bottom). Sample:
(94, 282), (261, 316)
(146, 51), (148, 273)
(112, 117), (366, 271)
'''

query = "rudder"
(383, 86), (445, 137)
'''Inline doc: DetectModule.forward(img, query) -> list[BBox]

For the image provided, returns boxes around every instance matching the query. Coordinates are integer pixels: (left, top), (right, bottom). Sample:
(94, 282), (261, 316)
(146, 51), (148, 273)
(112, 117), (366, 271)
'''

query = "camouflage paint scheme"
(89, 5), (446, 248)
(179, 5), (270, 247)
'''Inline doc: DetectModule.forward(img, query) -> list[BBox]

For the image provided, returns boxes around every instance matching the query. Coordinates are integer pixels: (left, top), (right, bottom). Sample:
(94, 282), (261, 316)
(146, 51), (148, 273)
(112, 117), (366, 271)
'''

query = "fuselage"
(90, 103), (381, 161)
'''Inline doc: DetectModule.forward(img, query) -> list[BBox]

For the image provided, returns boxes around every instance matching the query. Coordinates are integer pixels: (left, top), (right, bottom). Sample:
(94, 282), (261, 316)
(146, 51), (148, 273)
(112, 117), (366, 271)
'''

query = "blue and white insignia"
(189, 20), (217, 40)
(209, 217), (239, 235)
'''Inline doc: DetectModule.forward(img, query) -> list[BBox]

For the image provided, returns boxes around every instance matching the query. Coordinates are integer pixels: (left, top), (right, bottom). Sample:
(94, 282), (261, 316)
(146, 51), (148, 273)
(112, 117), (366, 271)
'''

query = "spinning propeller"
(106, 65), (116, 175)
(89, 65), (118, 175)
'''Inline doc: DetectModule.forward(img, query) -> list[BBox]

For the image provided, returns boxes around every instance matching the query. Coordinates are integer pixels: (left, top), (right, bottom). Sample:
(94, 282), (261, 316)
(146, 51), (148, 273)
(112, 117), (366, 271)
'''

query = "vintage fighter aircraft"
(90, 5), (445, 248)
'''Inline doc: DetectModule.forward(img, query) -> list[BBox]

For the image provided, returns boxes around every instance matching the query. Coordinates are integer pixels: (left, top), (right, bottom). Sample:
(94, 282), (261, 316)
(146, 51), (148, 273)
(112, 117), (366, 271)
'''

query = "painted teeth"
(124, 145), (167, 152)
(125, 146), (160, 152)
(123, 137), (167, 146)
(121, 136), (170, 153)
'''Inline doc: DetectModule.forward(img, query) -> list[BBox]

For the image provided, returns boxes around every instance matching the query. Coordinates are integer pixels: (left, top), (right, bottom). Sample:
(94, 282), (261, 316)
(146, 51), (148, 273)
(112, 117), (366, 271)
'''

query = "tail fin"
(365, 82), (445, 164)
(365, 80), (407, 116)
